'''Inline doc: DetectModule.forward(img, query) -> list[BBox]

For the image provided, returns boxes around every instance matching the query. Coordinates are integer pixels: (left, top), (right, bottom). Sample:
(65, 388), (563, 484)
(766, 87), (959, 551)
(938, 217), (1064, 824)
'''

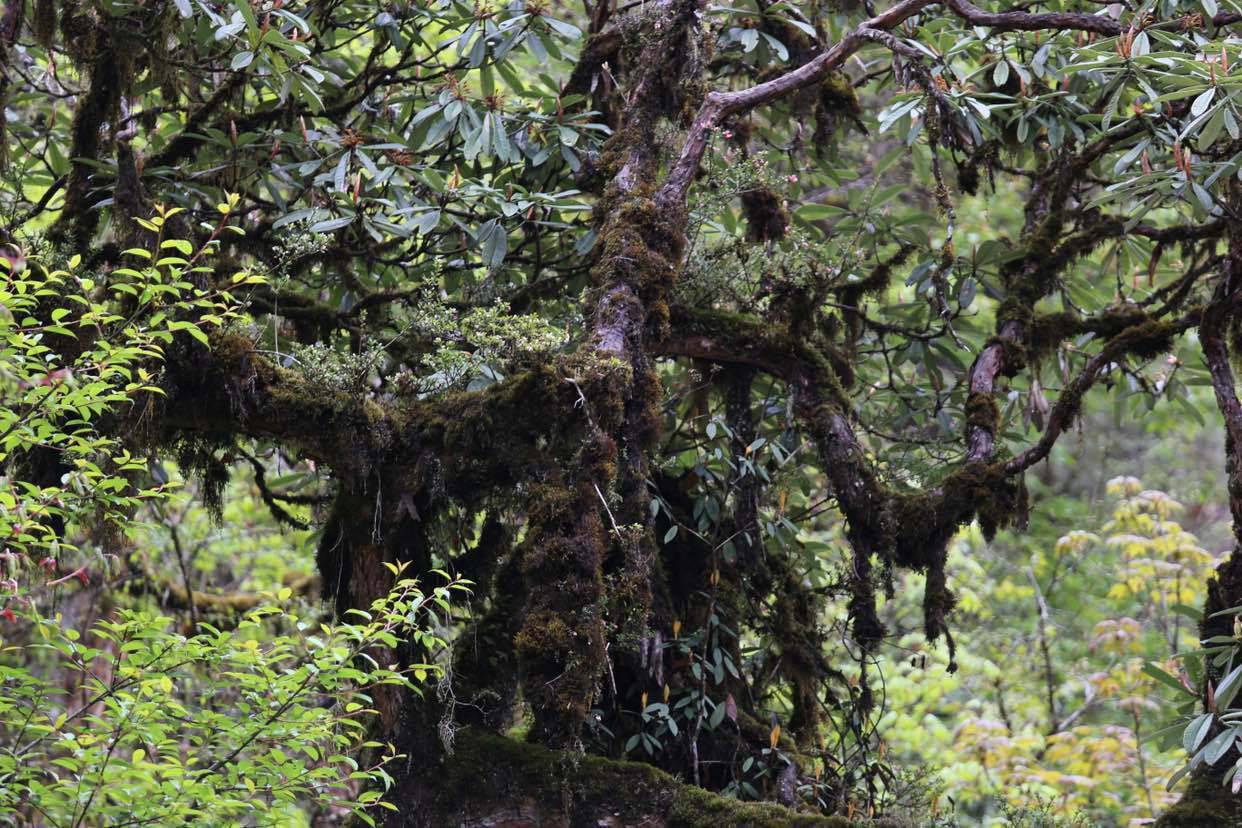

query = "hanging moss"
(1108, 318), (1178, 361)
(795, 346), (1021, 670)
(956, 158), (980, 196)
(453, 539), (526, 731)
(922, 563), (957, 668)
(813, 72), (863, 146)
(162, 332), (588, 504)
(819, 73), (861, 117)
(1026, 305), (1160, 364)
(1025, 311), (1080, 362)
(948, 463), (1018, 541)
(839, 247), (913, 304)
(835, 248), (915, 356)
(773, 566), (826, 743)
(742, 187), (790, 243)
(58, 1), (98, 65)
(846, 542), (886, 659)
(996, 296), (1034, 329)
(173, 435), (232, 524)
(881, 463), (1018, 653)
(888, 464), (1019, 566)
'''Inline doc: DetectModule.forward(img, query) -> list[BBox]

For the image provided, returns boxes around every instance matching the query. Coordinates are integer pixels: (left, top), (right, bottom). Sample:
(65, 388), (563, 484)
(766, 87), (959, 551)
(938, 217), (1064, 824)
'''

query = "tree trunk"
(1157, 185), (1242, 824)
(1156, 771), (1242, 827)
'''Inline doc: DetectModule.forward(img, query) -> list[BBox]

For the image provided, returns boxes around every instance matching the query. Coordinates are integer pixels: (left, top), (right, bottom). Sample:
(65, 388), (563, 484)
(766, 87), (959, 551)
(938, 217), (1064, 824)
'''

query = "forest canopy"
(2, 0), (1242, 825)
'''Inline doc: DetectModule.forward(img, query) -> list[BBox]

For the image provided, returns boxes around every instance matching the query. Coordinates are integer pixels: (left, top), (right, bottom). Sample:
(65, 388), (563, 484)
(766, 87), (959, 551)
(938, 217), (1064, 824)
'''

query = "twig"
(593, 483), (623, 539)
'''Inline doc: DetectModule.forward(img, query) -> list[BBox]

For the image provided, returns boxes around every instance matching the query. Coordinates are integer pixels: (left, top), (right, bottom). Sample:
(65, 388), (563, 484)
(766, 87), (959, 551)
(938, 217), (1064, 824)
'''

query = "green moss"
(800, 340), (856, 395)
(1090, 306), (1152, 335)
(172, 435), (231, 524)
(670, 785), (854, 826)
(513, 610), (574, 655)
(1027, 306), (1157, 363)
(515, 160), (692, 746)
(883, 462), (1018, 652)
(886, 463), (1016, 566)
(1155, 771), (1242, 826)
(1026, 311), (1080, 362)
(34, 0), (56, 49)
(513, 476), (610, 745)
(436, 727), (668, 820)
(819, 73), (861, 116)
(667, 306), (854, 395)
(1109, 319), (1178, 361)
(983, 334), (1028, 377)
(963, 392), (1000, 437)
(996, 297), (1034, 329)
(741, 187), (790, 243)
(594, 189), (686, 297)
(431, 366), (565, 459)
(433, 729), (870, 826)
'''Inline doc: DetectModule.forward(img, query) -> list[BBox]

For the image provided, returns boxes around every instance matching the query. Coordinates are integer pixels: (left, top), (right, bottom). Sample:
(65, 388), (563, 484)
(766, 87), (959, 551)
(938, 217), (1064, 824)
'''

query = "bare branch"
(945, 0), (1121, 35)
(658, 0), (935, 209)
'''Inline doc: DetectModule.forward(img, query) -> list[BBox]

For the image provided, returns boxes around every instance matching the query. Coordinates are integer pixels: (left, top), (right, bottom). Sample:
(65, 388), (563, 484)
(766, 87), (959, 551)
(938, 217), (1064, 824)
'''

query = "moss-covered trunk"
(1156, 766), (1242, 827)
(1158, 186), (1242, 825)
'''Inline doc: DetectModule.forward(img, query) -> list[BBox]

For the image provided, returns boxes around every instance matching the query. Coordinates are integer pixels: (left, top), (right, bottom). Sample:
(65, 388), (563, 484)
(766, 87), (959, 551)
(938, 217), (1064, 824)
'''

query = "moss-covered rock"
(420, 728), (884, 827)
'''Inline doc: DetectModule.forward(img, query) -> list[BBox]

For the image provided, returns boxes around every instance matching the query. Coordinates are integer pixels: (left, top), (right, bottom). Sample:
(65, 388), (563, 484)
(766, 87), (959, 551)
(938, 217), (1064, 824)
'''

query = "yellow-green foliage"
(874, 479), (1213, 825)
